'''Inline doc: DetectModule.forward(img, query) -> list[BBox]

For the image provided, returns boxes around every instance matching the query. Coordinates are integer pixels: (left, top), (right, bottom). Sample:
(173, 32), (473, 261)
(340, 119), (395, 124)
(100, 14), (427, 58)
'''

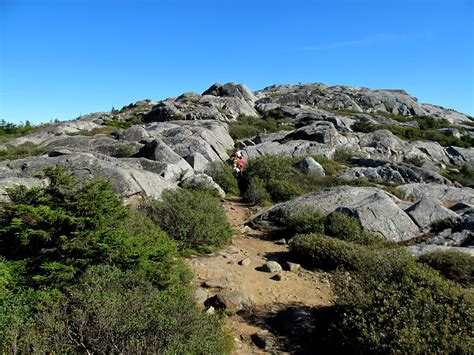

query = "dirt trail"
(186, 199), (332, 354)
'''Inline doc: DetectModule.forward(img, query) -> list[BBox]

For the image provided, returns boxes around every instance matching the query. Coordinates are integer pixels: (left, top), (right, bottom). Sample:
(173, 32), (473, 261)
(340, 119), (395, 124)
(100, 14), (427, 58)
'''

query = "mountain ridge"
(0, 81), (472, 255)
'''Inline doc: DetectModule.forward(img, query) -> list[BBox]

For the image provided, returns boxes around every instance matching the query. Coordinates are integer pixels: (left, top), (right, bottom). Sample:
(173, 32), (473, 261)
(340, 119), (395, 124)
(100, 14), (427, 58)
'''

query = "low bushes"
(228, 114), (294, 140)
(351, 120), (376, 133)
(331, 254), (473, 354)
(280, 208), (382, 246)
(289, 233), (370, 270)
(145, 188), (232, 254)
(0, 169), (231, 353)
(1, 265), (230, 353)
(443, 164), (474, 186)
(0, 143), (46, 161)
(281, 205), (325, 235)
(289, 234), (473, 353)
(206, 161), (239, 196)
(266, 178), (303, 202)
(351, 120), (474, 148)
(113, 144), (136, 158)
(242, 177), (270, 205)
(0, 120), (39, 144)
(418, 250), (474, 286)
(241, 156), (375, 205)
(105, 118), (132, 129)
(36, 266), (229, 353)
(325, 212), (382, 246)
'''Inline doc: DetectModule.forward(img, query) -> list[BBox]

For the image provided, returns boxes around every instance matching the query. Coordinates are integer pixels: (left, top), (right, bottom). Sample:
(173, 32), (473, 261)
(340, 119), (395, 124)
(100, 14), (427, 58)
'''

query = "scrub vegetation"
(0, 168), (231, 353)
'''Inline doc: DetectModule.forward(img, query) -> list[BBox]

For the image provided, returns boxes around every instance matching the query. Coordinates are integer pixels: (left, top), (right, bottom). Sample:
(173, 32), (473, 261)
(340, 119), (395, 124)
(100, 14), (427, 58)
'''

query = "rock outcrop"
(1, 81), (472, 253)
(0, 119), (234, 201)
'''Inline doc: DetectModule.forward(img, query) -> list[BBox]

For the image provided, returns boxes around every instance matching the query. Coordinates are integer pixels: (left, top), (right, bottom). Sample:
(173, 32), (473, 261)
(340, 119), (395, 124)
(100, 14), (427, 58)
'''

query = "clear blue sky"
(1, 0), (473, 124)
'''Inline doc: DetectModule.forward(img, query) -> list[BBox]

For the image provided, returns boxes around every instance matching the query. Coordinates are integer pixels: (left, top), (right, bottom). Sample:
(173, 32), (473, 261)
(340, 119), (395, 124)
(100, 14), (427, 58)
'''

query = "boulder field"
(1, 82), (472, 254)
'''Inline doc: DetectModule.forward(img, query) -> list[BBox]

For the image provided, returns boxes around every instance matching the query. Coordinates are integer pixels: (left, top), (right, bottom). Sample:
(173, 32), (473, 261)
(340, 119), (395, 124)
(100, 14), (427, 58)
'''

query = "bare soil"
(186, 199), (333, 354)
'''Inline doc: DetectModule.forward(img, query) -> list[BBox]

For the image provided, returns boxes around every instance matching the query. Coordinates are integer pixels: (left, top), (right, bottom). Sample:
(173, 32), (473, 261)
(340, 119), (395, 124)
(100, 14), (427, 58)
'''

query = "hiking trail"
(186, 199), (333, 354)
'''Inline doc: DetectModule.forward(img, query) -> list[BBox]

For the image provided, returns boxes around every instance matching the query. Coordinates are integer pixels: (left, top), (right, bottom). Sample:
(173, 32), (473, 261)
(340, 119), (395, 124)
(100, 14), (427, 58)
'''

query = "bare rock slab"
(405, 197), (459, 230)
(337, 191), (420, 242)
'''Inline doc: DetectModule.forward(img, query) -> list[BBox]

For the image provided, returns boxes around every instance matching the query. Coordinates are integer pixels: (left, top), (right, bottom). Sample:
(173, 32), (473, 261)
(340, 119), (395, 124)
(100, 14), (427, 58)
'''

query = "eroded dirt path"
(186, 199), (332, 354)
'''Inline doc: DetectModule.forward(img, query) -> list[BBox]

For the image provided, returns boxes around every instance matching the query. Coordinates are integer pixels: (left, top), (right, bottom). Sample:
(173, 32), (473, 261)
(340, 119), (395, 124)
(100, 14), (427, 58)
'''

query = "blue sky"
(1, 0), (473, 124)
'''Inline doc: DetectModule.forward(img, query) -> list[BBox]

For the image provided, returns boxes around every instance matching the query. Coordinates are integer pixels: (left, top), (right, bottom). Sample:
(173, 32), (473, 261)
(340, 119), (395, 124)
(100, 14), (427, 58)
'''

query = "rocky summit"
(1, 82), (473, 255)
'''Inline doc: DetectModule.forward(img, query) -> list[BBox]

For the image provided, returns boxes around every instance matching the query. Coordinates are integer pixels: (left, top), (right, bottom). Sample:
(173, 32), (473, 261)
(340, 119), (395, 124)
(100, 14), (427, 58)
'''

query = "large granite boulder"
(184, 152), (210, 173)
(405, 197), (460, 230)
(341, 161), (451, 185)
(253, 186), (399, 221)
(293, 157), (325, 176)
(202, 82), (257, 103)
(336, 191), (420, 242)
(256, 83), (471, 122)
(45, 135), (142, 158)
(144, 83), (258, 122)
(253, 186), (419, 242)
(145, 120), (234, 163)
(0, 152), (177, 201)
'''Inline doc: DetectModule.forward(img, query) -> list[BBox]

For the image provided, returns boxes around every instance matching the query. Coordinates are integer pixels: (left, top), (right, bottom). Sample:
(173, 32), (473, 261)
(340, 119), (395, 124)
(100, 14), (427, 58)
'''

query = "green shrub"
(113, 144), (136, 158)
(245, 155), (300, 182)
(105, 119), (132, 129)
(242, 177), (270, 205)
(229, 114), (294, 140)
(0, 143), (46, 161)
(1, 266), (231, 354)
(351, 120), (377, 133)
(325, 212), (382, 246)
(380, 124), (473, 148)
(0, 169), (231, 354)
(352, 114), (473, 148)
(242, 156), (376, 204)
(281, 205), (325, 235)
(374, 112), (452, 129)
(417, 116), (451, 130)
(66, 126), (117, 136)
(289, 233), (370, 270)
(266, 178), (303, 202)
(0, 167), (187, 289)
(383, 185), (406, 200)
(0, 120), (40, 144)
(0, 168), (124, 287)
(443, 164), (474, 186)
(330, 253), (473, 354)
(45, 266), (231, 354)
(291, 233), (473, 353)
(418, 250), (474, 286)
(206, 161), (239, 196)
(145, 188), (232, 253)
(312, 155), (340, 176)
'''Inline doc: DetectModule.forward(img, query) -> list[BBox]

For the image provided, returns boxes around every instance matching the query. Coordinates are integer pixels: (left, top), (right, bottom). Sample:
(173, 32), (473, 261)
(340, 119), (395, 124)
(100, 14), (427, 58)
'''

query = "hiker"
(231, 155), (244, 176)
(237, 156), (244, 173)
(235, 147), (243, 159)
(232, 156), (240, 174)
